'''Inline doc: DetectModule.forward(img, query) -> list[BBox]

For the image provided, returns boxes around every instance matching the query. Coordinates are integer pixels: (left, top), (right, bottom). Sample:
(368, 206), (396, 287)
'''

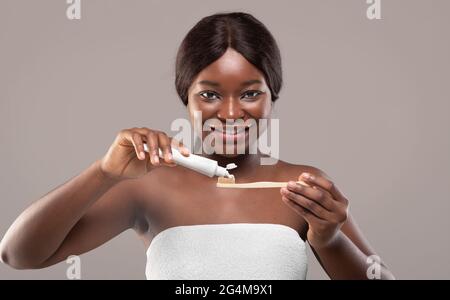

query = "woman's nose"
(217, 97), (245, 120)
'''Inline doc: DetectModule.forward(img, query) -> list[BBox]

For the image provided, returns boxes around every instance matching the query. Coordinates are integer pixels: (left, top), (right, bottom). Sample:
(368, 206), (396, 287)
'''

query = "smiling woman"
(0, 12), (395, 280)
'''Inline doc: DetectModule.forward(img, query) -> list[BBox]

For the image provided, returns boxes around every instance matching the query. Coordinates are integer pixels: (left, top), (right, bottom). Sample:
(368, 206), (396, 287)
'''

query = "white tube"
(143, 144), (231, 178)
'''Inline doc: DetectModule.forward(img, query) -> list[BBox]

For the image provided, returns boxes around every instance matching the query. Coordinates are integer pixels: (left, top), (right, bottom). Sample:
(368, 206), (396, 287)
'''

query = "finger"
(133, 127), (151, 136)
(300, 172), (348, 203)
(286, 181), (336, 211)
(131, 132), (146, 160)
(158, 132), (174, 164)
(280, 187), (331, 220)
(281, 195), (326, 228)
(170, 138), (190, 157)
(146, 131), (160, 166)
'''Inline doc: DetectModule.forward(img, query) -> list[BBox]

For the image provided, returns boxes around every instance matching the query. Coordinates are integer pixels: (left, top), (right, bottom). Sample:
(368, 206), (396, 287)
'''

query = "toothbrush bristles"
(218, 175), (235, 184)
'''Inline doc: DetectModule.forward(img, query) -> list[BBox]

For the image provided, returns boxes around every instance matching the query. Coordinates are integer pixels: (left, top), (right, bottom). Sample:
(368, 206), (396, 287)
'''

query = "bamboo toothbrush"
(216, 177), (311, 189)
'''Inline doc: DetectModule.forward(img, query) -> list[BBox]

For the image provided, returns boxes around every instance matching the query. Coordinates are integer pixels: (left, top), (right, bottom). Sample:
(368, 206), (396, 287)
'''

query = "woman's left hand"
(280, 172), (349, 250)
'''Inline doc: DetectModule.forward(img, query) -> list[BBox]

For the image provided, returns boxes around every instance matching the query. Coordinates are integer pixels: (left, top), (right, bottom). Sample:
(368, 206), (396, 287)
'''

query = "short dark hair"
(175, 12), (282, 105)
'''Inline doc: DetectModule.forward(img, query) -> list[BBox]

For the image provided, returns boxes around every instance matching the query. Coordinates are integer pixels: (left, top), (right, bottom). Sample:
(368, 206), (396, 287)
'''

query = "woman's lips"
(209, 125), (250, 144)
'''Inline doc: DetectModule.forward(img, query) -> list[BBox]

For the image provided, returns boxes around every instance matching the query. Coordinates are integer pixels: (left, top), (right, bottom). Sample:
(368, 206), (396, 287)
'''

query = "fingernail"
(140, 152), (145, 159)
(154, 155), (159, 163)
(287, 181), (296, 188)
(303, 173), (311, 179)
(167, 153), (173, 160)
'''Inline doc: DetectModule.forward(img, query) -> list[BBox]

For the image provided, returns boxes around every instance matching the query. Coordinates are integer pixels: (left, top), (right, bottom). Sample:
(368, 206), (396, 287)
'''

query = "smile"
(208, 123), (253, 134)
(207, 124), (253, 143)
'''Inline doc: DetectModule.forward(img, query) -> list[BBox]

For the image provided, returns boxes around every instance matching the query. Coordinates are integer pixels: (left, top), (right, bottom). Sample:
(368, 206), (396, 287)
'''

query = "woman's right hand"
(99, 127), (190, 180)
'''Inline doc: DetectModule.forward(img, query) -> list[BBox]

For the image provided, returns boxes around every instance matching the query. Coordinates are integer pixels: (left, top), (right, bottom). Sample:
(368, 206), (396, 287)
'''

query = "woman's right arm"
(0, 127), (189, 269)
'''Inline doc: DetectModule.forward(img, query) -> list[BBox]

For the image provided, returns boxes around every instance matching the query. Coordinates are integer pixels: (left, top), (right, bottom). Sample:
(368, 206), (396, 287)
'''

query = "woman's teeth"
(215, 128), (246, 134)
(210, 125), (251, 134)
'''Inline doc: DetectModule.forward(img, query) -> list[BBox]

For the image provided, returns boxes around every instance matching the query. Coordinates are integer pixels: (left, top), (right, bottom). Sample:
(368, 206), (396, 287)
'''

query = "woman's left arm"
(280, 169), (395, 280)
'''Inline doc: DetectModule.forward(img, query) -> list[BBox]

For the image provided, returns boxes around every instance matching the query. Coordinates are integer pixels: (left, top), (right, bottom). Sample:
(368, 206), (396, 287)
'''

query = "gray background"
(1, 0), (449, 279)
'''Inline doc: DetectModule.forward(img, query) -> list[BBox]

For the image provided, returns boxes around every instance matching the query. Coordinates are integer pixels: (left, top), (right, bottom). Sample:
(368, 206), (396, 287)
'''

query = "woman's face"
(187, 48), (272, 157)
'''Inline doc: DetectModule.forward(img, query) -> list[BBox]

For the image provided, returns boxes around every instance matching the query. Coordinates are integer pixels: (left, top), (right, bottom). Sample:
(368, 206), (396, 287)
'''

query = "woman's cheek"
(187, 99), (215, 140)
(246, 98), (272, 118)
(260, 95), (273, 118)
(249, 98), (273, 137)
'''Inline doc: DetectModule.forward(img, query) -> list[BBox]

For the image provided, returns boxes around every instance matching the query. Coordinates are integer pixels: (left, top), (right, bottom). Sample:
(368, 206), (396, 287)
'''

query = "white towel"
(145, 223), (308, 280)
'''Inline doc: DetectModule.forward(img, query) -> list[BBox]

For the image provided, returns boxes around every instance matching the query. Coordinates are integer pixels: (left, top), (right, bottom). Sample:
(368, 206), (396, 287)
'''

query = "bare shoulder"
(128, 166), (191, 231)
(110, 173), (162, 235)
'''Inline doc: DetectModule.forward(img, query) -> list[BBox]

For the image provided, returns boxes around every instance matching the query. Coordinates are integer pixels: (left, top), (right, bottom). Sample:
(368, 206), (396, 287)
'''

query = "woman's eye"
(241, 91), (262, 100)
(199, 91), (220, 101)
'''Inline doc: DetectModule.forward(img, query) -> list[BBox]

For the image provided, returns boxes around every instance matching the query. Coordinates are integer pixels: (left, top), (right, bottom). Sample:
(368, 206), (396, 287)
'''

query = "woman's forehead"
(193, 49), (266, 87)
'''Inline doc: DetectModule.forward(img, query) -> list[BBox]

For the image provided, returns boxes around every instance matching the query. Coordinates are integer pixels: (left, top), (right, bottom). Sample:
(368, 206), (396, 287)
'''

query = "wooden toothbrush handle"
(216, 180), (310, 189)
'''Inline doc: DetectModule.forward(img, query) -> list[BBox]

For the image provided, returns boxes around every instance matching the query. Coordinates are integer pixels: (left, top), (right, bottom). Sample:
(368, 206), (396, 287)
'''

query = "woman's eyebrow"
(241, 79), (262, 87)
(197, 80), (220, 87)
(197, 79), (262, 87)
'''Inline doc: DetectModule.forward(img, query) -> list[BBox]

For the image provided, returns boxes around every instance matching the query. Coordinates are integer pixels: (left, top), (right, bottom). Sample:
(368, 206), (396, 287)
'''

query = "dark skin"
(0, 48), (395, 279)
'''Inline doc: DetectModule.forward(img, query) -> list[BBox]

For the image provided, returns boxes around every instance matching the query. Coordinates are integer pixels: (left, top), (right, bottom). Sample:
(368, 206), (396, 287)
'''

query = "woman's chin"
(212, 147), (250, 158)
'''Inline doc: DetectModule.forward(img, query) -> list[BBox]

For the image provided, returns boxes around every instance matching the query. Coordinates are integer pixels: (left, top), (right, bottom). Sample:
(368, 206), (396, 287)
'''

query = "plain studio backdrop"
(0, 0), (449, 279)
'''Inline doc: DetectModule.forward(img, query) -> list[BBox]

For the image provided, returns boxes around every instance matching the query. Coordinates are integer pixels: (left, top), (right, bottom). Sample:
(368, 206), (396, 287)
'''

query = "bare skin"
(0, 48), (395, 279)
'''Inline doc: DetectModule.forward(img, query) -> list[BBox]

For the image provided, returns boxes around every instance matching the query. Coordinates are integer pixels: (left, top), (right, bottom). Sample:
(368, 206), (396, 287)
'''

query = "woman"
(0, 12), (394, 280)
